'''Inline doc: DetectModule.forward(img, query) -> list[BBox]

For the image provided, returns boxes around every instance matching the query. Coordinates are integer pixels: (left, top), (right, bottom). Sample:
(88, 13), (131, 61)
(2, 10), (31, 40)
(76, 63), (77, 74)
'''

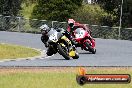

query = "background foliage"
(71, 4), (107, 25)
(30, 0), (83, 21)
(97, 0), (132, 27)
(0, 0), (132, 27)
(0, 0), (22, 16)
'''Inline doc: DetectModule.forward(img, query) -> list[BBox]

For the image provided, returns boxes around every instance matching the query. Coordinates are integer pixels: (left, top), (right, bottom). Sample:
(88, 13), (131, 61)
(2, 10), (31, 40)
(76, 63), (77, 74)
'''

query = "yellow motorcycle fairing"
(61, 35), (72, 44)
(69, 50), (76, 57)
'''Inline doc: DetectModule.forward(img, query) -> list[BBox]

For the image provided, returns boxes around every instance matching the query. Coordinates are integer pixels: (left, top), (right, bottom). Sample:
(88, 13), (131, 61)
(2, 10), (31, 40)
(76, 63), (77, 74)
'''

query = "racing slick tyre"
(85, 42), (96, 54)
(72, 53), (79, 59)
(57, 44), (70, 60)
(91, 48), (96, 54)
(46, 47), (54, 56)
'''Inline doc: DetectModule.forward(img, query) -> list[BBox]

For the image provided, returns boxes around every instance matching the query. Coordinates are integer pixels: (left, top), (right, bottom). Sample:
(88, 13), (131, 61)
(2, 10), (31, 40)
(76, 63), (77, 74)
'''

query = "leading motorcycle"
(47, 28), (79, 60)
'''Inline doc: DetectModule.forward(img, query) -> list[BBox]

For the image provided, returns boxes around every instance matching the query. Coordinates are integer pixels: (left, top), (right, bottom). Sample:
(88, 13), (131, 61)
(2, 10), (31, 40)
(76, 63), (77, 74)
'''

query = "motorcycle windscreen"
(75, 28), (86, 38)
(47, 29), (62, 43)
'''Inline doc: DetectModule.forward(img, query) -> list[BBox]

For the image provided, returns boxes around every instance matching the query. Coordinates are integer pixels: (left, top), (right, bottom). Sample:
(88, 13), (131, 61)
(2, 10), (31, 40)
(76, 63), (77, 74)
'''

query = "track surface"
(0, 31), (132, 66)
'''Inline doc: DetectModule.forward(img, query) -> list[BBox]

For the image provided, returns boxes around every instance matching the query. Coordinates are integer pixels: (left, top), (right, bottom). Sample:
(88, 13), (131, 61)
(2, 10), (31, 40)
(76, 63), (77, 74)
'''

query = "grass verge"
(0, 67), (131, 88)
(0, 43), (40, 59)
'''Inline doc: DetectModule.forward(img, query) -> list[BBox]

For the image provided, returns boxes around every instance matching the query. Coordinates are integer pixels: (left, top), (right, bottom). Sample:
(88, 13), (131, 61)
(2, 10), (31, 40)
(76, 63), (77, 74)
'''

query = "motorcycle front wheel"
(85, 42), (96, 54)
(72, 53), (79, 59)
(57, 44), (70, 60)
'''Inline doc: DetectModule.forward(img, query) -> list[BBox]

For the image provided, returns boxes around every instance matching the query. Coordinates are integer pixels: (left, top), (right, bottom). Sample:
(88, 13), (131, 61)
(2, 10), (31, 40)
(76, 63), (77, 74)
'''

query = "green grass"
(0, 67), (132, 88)
(0, 43), (40, 59)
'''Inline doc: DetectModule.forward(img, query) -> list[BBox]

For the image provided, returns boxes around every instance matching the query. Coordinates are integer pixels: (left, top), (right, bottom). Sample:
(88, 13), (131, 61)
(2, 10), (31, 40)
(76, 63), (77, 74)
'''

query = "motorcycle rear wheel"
(57, 44), (70, 60)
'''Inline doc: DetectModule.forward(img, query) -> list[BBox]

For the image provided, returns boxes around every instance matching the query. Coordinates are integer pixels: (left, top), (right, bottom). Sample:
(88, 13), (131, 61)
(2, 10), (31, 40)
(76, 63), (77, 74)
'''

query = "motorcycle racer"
(40, 24), (54, 56)
(67, 19), (95, 48)
(40, 24), (77, 56)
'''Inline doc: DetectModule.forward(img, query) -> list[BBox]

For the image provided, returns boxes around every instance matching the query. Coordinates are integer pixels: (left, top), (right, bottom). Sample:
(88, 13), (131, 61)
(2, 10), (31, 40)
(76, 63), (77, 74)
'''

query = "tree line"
(0, 0), (132, 27)
(98, 0), (132, 27)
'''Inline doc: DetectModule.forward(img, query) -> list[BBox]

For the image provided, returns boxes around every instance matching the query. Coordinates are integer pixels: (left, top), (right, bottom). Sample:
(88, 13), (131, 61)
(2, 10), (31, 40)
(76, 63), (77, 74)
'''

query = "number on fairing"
(75, 30), (85, 38)
(49, 32), (58, 41)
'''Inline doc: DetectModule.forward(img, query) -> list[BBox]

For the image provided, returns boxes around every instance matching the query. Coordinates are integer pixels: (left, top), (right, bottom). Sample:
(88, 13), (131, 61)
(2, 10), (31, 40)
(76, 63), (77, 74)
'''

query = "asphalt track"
(0, 31), (132, 66)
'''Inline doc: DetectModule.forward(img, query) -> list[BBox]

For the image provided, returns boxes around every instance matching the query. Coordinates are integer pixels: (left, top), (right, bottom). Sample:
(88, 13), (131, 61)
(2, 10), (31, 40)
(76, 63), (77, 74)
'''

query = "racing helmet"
(40, 24), (50, 34)
(68, 19), (75, 28)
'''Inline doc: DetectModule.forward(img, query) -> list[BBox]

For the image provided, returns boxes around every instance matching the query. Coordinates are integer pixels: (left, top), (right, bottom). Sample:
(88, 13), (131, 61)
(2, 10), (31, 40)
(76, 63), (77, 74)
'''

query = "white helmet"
(40, 24), (49, 31)
(68, 19), (75, 28)
(40, 24), (50, 34)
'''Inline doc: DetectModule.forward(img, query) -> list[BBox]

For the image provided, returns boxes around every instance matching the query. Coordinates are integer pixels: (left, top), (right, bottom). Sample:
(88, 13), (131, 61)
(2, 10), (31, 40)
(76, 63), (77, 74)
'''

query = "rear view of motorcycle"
(74, 28), (96, 54)
(47, 28), (79, 60)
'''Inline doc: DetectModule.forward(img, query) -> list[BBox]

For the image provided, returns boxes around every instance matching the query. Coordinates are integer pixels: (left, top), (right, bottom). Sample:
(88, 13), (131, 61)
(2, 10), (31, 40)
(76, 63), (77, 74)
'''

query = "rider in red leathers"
(67, 19), (95, 48)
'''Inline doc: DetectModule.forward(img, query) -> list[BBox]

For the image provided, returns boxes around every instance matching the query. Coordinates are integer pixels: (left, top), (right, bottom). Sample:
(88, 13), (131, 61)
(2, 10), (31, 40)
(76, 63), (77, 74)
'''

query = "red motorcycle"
(74, 28), (96, 54)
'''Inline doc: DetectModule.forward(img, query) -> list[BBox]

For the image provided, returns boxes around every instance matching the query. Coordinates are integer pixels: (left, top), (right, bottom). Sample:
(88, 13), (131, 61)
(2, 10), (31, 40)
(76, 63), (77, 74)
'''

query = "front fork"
(82, 39), (91, 50)
(61, 35), (73, 50)
(61, 36), (76, 57)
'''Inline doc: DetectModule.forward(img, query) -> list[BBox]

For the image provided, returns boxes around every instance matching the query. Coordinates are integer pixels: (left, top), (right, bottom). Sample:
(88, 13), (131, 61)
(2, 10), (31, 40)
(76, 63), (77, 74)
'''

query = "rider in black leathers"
(40, 24), (76, 56)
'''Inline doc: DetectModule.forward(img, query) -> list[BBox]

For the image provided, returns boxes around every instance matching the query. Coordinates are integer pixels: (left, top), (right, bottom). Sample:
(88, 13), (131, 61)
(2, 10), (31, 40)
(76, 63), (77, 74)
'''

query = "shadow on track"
(51, 58), (66, 60)
(79, 52), (93, 54)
